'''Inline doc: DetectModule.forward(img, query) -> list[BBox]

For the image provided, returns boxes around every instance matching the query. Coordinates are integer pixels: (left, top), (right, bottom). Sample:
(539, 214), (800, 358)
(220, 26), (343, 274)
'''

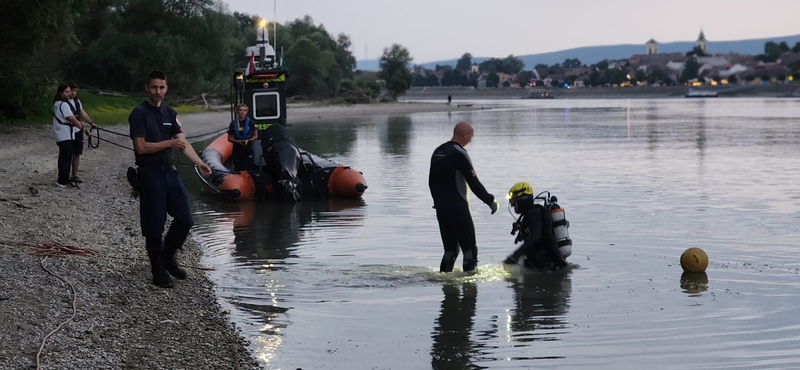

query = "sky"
(222, 0), (800, 64)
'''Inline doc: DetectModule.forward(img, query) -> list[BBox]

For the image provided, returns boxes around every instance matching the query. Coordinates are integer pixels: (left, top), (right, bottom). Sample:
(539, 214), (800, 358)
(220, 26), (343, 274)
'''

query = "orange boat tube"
(328, 166), (367, 198)
(198, 133), (367, 201)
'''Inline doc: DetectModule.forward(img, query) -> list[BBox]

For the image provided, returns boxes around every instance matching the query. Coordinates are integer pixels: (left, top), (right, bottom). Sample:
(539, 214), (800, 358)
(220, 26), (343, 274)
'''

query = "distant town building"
(646, 39), (658, 55)
(471, 63), (479, 74)
(696, 30), (707, 54)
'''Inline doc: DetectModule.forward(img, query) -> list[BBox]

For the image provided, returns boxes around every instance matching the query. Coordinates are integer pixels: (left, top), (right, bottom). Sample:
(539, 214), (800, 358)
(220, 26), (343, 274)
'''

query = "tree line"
(1, 0), (371, 122)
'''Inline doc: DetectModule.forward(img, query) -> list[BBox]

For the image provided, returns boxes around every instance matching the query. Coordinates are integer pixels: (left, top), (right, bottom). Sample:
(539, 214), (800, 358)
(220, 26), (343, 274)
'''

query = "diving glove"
(489, 198), (499, 214)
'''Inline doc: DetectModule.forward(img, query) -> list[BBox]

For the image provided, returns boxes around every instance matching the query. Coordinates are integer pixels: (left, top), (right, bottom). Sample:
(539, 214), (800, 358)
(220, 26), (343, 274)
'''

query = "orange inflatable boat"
(197, 132), (367, 201)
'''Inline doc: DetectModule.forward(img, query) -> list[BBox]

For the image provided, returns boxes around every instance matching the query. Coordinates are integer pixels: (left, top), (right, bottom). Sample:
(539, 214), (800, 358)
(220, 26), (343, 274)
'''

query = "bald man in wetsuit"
(429, 121), (499, 272)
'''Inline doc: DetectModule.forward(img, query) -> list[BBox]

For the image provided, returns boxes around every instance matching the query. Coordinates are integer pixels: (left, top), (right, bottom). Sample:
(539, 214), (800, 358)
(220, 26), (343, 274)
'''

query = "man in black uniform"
(129, 70), (212, 288)
(429, 121), (498, 272)
(503, 182), (567, 271)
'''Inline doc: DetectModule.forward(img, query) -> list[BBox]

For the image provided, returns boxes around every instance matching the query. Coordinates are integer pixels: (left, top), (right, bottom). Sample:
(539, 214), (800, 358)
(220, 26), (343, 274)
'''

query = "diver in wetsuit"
(503, 182), (567, 271)
(429, 121), (499, 273)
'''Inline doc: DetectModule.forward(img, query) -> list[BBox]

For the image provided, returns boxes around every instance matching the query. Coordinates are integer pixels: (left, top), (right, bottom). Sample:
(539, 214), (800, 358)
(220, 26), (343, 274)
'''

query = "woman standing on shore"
(52, 84), (84, 188)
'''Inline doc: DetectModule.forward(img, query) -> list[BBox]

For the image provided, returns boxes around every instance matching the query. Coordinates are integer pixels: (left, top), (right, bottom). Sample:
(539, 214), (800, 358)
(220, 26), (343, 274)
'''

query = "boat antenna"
(273, 0), (277, 52)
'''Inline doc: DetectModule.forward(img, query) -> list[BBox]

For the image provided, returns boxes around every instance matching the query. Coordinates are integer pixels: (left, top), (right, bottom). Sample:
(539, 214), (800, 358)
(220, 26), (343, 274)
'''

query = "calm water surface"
(181, 98), (800, 369)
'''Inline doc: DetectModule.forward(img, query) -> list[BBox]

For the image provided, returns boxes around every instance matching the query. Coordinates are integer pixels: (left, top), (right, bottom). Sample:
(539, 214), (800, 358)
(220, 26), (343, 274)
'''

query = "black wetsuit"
(507, 205), (567, 271)
(429, 141), (495, 272)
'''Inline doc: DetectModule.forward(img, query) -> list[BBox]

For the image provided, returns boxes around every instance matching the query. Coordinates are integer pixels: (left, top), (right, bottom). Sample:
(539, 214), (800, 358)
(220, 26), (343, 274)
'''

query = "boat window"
(252, 92), (281, 119)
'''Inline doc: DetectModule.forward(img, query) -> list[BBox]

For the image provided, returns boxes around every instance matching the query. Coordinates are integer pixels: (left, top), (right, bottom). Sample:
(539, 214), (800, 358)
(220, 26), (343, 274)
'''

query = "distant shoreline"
(402, 84), (799, 100)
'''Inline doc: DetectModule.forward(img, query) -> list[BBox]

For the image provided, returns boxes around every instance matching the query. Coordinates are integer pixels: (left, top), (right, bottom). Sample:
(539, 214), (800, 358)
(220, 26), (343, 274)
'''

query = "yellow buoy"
(680, 248), (708, 273)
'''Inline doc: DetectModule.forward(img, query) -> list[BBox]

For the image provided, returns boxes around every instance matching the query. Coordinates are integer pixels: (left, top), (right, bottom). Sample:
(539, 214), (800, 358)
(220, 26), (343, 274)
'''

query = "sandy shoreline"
(0, 102), (477, 369)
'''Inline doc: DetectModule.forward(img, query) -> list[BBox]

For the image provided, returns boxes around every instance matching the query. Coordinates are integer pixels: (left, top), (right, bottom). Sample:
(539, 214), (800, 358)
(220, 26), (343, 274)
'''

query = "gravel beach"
(0, 102), (477, 369)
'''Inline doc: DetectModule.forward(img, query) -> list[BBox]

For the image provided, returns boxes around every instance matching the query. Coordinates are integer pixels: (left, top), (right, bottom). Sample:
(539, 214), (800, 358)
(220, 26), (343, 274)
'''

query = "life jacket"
(232, 116), (252, 140)
(53, 100), (75, 140)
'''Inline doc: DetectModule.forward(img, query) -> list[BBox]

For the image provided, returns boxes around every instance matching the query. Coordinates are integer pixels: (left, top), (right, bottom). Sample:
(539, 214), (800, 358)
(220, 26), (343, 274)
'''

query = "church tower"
(646, 39), (658, 55)
(696, 29), (707, 54)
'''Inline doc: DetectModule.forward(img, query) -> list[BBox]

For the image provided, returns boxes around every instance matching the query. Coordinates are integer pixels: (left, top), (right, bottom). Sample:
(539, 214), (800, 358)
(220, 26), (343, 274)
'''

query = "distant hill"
(355, 34), (800, 71)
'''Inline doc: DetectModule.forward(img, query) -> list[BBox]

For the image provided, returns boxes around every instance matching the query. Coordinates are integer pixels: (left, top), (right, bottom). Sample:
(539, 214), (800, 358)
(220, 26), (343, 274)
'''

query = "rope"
(87, 126), (100, 149)
(35, 256), (77, 370)
(88, 126), (219, 168)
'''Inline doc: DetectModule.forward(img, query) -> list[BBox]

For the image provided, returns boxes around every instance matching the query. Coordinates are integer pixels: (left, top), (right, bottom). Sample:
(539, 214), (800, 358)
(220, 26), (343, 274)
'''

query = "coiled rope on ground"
(0, 240), (214, 370)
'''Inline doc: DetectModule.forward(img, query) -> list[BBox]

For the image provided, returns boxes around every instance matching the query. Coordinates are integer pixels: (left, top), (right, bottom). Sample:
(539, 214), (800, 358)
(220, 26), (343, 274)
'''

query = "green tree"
(728, 75), (738, 84)
(634, 69), (647, 84)
(284, 37), (336, 97)
(515, 71), (533, 86)
(793, 42), (800, 53)
(565, 74), (578, 86)
(587, 71), (602, 87)
(487, 73), (499, 88)
(609, 69), (627, 85)
(478, 55), (525, 74)
(451, 68), (468, 86)
(378, 44), (413, 99)
(335, 34), (357, 80)
(563, 58), (582, 68)
(756, 41), (791, 63)
(595, 60), (609, 70)
(456, 53), (472, 71)
(356, 75), (380, 98)
(1, 0), (87, 121)
(686, 45), (707, 57)
(413, 74), (428, 87)
(680, 58), (700, 83)
(647, 68), (669, 85)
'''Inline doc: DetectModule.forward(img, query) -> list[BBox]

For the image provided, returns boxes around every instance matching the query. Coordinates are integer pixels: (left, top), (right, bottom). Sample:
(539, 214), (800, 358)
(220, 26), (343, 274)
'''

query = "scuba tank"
(548, 196), (572, 259)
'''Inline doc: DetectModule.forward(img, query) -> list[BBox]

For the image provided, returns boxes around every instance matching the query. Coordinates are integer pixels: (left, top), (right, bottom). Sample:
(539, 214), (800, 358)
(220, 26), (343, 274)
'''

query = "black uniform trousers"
(138, 166), (194, 253)
(56, 140), (75, 184)
(435, 203), (477, 272)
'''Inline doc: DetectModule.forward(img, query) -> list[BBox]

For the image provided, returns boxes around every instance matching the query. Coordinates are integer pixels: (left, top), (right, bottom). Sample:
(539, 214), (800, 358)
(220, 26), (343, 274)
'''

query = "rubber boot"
(162, 247), (187, 280)
(147, 249), (174, 288)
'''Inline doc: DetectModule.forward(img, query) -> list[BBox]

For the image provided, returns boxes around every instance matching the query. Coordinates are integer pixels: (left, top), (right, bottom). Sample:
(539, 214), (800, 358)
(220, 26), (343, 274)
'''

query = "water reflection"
(645, 103), (659, 153)
(680, 271), (709, 296)
(431, 282), (479, 370)
(291, 119), (359, 157)
(221, 198), (367, 262)
(379, 116), (414, 156)
(507, 270), (571, 353)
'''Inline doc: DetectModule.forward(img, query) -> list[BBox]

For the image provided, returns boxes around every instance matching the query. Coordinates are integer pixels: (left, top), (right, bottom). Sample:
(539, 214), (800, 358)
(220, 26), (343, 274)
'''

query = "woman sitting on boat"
(228, 103), (258, 171)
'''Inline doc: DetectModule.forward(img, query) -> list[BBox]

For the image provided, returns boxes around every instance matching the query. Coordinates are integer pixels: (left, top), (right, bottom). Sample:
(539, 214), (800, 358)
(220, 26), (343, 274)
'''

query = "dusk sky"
(223, 0), (800, 63)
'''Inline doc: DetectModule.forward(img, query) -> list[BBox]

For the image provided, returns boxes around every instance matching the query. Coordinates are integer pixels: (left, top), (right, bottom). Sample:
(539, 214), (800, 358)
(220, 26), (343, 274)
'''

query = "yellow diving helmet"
(507, 182), (533, 205)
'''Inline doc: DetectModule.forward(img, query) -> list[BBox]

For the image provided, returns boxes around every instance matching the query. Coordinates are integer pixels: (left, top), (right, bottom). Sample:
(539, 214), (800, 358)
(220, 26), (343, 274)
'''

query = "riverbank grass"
(1, 91), (208, 126)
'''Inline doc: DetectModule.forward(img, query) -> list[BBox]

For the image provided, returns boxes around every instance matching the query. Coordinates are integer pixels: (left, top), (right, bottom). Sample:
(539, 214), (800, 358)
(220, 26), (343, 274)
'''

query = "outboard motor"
(261, 124), (303, 200)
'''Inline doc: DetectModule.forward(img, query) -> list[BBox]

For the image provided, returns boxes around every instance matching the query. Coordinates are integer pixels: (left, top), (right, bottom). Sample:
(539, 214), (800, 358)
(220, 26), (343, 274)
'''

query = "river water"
(181, 98), (800, 369)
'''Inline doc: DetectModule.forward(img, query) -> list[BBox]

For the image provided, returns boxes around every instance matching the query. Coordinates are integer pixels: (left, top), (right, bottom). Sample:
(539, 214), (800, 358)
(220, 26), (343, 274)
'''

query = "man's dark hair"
(68, 82), (78, 89)
(148, 70), (167, 83)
